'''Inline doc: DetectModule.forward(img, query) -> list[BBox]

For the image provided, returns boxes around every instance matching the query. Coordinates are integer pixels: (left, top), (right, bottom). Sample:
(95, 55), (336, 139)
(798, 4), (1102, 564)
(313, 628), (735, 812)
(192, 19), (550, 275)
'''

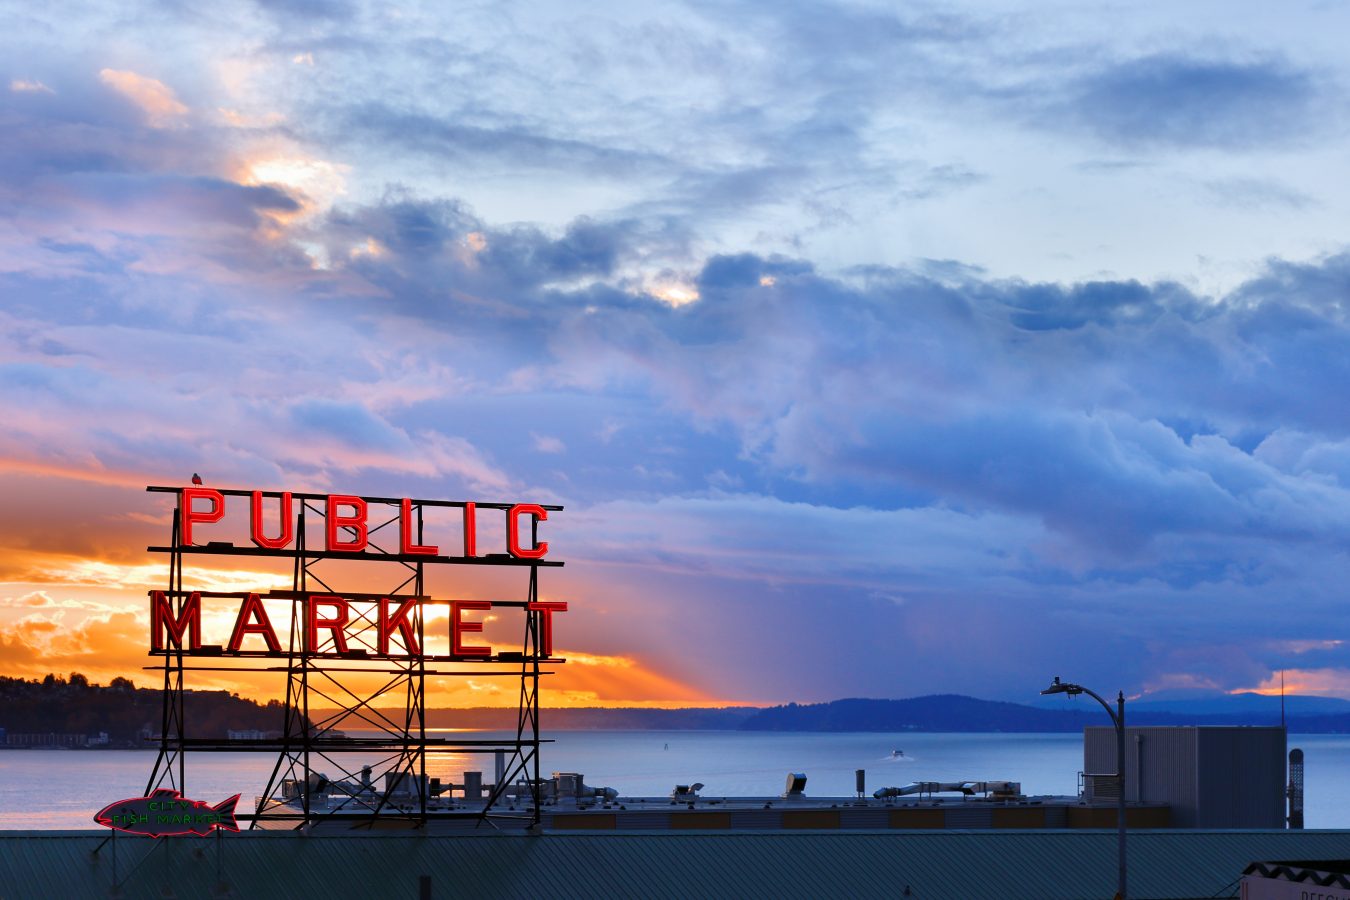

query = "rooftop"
(7, 828), (1350, 899)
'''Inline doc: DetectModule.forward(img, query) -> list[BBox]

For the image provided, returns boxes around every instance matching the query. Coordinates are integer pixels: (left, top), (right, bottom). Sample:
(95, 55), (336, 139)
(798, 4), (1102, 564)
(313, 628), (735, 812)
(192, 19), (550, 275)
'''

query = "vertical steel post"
(416, 502), (427, 824)
(1043, 678), (1127, 900)
(1116, 691), (1126, 900)
(530, 513), (541, 830)
(148, 506), (186, 795)
(299, 505), (310, 824)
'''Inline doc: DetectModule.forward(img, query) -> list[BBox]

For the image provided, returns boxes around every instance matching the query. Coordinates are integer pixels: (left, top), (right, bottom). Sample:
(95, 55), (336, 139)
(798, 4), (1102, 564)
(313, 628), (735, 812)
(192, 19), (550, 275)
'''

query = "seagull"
(191, 473), (203, 485)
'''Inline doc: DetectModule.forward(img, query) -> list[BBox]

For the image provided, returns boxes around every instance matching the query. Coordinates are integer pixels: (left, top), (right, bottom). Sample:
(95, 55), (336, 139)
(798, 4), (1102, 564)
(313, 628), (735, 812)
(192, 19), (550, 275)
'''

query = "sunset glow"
(5, 1), (1350, 714)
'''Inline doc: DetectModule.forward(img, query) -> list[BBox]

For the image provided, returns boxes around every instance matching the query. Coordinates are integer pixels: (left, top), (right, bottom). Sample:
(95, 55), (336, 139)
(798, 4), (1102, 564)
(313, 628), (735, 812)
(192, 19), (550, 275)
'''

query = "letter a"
(228, 593), (282, 653)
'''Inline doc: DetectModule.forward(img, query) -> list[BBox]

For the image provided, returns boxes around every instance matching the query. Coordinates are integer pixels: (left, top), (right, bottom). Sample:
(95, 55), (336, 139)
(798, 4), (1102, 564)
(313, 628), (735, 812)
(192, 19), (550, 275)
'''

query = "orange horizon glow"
(0, 668), (762, 711)
(0, 473), (753, 709)
(1234, 668), (1350, 698)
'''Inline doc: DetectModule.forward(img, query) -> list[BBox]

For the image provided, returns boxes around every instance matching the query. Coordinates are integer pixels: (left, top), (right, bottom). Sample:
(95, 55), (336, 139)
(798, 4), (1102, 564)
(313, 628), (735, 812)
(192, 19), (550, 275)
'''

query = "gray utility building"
(1084, 725), (1286, 828)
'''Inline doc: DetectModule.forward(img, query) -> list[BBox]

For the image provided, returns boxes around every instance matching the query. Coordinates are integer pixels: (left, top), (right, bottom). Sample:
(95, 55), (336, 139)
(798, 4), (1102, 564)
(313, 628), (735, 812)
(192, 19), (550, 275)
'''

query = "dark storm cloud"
(36, 173), (299, 228)
(324, 195), (476, 256)
(318, 194), (685, 326)
(1058, 53), (1323, 149)
(252, 0), (355, 22)
(0, 72), (222, 178)
(295, 188), (1350, 567)
(334, 103), (669, 175)
(997, 278), (1201, 331)
(480, 218), (631, 285)
(696, 253), (813, 291)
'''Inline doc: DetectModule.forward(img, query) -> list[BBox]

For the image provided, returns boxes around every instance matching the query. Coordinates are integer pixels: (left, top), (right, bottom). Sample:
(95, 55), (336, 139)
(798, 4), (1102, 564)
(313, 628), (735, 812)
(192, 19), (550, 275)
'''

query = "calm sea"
(2, 731), (1346, 830)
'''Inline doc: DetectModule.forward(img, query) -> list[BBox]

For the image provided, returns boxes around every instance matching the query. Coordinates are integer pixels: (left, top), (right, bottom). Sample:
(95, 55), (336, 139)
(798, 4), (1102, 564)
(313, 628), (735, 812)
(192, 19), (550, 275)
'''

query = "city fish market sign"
(148, 486), (567, 660)
(96, 790), (240, 837)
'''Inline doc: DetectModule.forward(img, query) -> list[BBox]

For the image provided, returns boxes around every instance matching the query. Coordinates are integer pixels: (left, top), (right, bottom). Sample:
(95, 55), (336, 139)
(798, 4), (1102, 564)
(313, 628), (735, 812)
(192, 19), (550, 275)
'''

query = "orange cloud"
(0, 590), (118, 613)
(0, 457), (155, 490)
(0, 609), (144, 682)
(1141, 671), (1223, 695)
(10, 79), (53, 94)
(98, 69), (188, 127)
(0, 605), (287, 697)
(1238, 668), (1350, 697)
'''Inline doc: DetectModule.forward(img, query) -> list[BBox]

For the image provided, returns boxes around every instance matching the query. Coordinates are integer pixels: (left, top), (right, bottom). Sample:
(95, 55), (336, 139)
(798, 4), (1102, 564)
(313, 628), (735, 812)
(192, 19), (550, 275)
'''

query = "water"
(2, 732), (1346, 830)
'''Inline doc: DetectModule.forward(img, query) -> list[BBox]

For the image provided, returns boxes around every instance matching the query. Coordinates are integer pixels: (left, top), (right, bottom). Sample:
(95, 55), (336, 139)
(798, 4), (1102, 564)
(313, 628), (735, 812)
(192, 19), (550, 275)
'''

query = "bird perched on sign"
(191, 473), (203, 485)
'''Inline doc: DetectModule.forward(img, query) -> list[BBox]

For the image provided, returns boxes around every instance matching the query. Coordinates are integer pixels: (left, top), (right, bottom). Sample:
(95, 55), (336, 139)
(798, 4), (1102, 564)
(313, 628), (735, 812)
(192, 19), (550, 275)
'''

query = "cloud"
(98, 69), (189, 128)
(1202, 177), (1313, 211)
(335, 103), (669, 176)
(6, 7), (1350, 705)
(1055, 53), (1321, 149)
(1243, 667), (1350, 697)
(0, 591), (118, 612)
(24, 172), (301, 233)
(10, 79), (52, 94)
(253, 0), (356, 23)
(0, 609), (144, 682)
(532, 433), (566, 454)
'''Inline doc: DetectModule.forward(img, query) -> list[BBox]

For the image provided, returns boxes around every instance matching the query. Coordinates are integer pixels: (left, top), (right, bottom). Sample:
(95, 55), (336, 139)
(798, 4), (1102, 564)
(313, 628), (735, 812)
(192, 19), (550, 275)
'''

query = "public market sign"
(147, 486), (567, 661)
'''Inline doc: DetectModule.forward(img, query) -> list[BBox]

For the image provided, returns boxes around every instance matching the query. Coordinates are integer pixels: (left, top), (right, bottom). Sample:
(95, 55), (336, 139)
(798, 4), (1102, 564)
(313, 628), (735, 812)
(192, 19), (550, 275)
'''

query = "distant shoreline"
(8, 674), (1347, 744)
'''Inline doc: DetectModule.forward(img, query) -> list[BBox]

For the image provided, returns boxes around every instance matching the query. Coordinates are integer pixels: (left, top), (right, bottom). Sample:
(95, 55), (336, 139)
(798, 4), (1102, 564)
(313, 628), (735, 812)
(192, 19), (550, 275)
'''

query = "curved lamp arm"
(1076, 686), (1121, 730)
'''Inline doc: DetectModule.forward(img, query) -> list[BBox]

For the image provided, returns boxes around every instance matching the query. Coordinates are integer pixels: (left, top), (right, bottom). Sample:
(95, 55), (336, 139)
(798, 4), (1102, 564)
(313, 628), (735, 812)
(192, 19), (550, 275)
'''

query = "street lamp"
(1043, 676), (1127, 900)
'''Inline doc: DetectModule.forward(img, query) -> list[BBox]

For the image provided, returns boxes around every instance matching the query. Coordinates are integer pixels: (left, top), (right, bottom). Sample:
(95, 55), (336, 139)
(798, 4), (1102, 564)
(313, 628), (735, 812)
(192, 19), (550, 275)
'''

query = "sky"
(4, 0), (1350, 708)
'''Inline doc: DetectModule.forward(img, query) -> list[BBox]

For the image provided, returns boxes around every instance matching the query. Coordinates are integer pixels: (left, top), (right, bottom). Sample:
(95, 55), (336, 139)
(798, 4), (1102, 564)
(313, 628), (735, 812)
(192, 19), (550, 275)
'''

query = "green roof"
(4, 829), (1350, 899)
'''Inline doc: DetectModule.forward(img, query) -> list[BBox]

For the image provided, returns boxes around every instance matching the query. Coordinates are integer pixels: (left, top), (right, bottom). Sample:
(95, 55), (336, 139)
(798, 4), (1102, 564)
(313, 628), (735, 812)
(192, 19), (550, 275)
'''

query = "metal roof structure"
(6, 829), (1350, 899)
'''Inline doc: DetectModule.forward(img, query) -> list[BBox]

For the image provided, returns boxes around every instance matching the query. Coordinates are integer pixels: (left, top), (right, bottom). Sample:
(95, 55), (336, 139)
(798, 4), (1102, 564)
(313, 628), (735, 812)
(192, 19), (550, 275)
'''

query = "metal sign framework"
(142, 485), (564, 830)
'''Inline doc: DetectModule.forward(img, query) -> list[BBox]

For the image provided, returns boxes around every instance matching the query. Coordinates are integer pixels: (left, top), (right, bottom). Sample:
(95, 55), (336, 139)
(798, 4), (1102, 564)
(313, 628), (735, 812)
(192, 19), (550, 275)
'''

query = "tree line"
(0, 674), (291, 746)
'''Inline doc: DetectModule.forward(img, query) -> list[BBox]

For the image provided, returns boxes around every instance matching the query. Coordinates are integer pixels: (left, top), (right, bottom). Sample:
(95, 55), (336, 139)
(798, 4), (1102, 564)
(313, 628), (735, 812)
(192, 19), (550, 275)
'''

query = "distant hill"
(15, 674), (1350, 741)
(739, 695), (1350, 733)
(0, 674), (293, 745)
(740, 695), (1100, 732)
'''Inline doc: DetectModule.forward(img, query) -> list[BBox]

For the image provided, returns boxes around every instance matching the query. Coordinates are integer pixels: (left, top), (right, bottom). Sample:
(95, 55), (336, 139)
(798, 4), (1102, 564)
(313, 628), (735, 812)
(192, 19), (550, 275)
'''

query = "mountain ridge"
(11, 674), (1350, 738)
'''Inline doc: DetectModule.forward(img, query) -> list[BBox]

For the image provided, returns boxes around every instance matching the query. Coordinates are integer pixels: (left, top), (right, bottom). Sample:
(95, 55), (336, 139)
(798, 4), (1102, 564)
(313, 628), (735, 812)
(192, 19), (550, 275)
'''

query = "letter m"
(151, 591), (202, 650)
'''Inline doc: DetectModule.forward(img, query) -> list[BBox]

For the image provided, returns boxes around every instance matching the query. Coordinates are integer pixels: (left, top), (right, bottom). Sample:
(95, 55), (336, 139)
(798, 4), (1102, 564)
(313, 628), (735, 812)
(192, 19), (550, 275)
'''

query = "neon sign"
(95, 789), (240, 837)
(146, 486), (566, 662)
(177, 487), (552, 560)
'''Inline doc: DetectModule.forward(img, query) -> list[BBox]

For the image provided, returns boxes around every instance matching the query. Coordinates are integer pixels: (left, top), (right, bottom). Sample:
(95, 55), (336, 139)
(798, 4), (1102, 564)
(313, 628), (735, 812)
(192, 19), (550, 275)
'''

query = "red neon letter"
(325, 495), (368, 552)
(228, 593), (282, 653)
(151, 591), (201, 650)
(527, 601), (567, 657)
(181, 488), (224, 546)
(399, 498), (438, 556)
(250, 491), (293, 550)
(451, 601), (492, 657)
(306, 595), (350, 654)
(507, 504), (549, 559)
(378, 597), (421, 656)
(463, 501), (477, 558)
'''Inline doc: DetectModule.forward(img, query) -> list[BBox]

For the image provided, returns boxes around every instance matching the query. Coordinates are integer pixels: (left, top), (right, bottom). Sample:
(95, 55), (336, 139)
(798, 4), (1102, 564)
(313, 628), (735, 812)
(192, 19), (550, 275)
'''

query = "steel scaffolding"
(143, 486), (562, 830)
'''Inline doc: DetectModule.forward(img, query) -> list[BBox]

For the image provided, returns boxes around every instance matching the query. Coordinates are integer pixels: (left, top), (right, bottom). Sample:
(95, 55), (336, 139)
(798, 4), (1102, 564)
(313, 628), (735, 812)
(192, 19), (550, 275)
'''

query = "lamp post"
(1043, 676), (1127, 900)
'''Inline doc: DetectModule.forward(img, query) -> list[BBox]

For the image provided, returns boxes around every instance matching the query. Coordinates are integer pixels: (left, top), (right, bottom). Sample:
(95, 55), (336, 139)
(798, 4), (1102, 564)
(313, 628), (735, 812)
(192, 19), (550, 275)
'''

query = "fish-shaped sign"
(95, 788), (241, 837)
